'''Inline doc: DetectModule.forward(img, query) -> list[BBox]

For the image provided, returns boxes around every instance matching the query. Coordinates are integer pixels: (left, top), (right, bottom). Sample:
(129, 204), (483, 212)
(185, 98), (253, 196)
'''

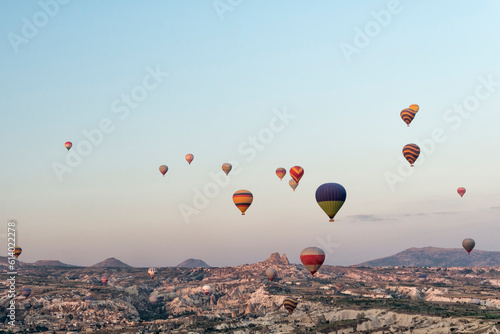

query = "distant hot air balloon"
(334, 282), (344, 291)
(149, 295), (158, 304)
(185, 154), (194, 165)
(462, 238), (475, 254)
(409, 104), (419, 113)
(265, 268), (277, 282)
(148, 267), (158, 279)
(289, 179), (298, 191)
(283, 297), (298, 314)
(276, 168), (286, 181)
(21, 288), (31, 298)
(300, 247), (325, 276)
(403, 144), (420, 167)
(101, 276), (108, 286)
(202, 285), (213, 295)
(222, 163), (232, 176)
(400, 108), (417, 127)
(84, 296), (94, 305)
(159, 165), (168, 176)
(417, 274), (427, 283)
(64, 141), (72, 151)
(315, 183), (347, 222)
(457, 187), (466, 197)
(232, 190), (253, 215)
(289, 166), (304, 184)
(13, 246), (22, 259)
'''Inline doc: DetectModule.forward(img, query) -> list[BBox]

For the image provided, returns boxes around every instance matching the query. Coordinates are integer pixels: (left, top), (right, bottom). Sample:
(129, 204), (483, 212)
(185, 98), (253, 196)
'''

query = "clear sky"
(1, 0), (500, 267)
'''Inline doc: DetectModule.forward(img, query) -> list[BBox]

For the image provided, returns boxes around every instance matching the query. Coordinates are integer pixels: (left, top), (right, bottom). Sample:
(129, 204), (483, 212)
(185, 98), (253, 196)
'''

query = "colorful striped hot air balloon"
(13, 246), (22, 259)
(457, 187), (466, 197)
(289, 179), (298, 191)
(265, 268), (277, 282)
(276, 168), (286, 181)
(409, 104), (419, 113)
(232, 190), (253, 215)
(300, 247), (325, 276)
(222, 163), (232, 176)
(315, 183), (346, 222)
(148, 267), (158, 279)
(402, 144), (420, 167)
(400, 108), (417, 127)
(159, 165), (168, 176)
(64, 141), (72, 151)
(283, 297), (298, 314)
(185, 154), (194, 165)
(289, 166), (304, 184)
(202, 285), (213, 295)
(462, 238), (475, 254)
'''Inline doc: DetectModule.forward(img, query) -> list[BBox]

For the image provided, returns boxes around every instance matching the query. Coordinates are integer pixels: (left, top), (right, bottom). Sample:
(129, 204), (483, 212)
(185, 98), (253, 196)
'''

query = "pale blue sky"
(1, 1), (500, 267)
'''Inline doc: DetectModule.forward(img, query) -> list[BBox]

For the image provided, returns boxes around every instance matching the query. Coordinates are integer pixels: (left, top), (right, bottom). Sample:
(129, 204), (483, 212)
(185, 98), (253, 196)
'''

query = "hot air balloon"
(403, 144), (420, 167)
(276, 168), (286, 181)
(64, 141), (72, 151)
(283, 297), (298, 314)
(462, 238), (475, 254)
(84, 296), (94, 305)
(289, 179), (298, 191)
(232, 190), (253, 215)
(265, 268), (277, 282)
(149, 295), (158, 304)
(300, 247), (325, 276)
(315, 183), (347, 222)
(202, 285), (213, 295)
(417, 274), (427, 283)
(148, 267), (158, 279)
(13, 246), (22, 259)
(289, 166), (304, 184)
(159, 165), (168, 176)
(21, 288), (31, 298)
(185, 154), (194, 165)
(409, 104), (419, 113)
(334, 282), (344, 292)
(222, 163), (232, 176)
(101, 276), (108, 286)
(457, 187), (466, 197)
(400, 108), (417, 127)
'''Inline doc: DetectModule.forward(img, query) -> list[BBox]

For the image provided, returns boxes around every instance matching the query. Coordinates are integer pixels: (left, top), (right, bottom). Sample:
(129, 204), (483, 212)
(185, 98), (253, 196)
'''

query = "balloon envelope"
(403, 144), (420, 166)
(222, 163), (232, 175)
(21, 288), (31, 298)
(462, 238), (475, 254)
(149, 295), (158, 304)
(101, 276), (108, 286)
(283, 297), (298, 314)
(64, 141), (72, 151)
(276, 168), (286, 180)
(202, 285), (213, 295)
(14, 246), (22, 259)
(185, 154), (194, 165)
(409, 104), (419, 113)
(148, 267), (158, 278)
(457, 187), (466, 197)
(265, 268), (277, 281)
(289, 166), (304, 184)
(289, 179), (298, 191)
(159, 165), (168, 176)
(417, 274), (427, 283)
(400, 108), (417, 127)
(300, 247), (325, 276)
(315, 183), (346, 222)
(233, 190), (253, 215)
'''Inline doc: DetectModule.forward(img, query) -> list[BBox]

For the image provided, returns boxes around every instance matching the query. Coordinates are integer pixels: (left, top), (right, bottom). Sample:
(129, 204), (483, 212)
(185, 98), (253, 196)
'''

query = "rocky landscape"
(1, 251), (500, 333)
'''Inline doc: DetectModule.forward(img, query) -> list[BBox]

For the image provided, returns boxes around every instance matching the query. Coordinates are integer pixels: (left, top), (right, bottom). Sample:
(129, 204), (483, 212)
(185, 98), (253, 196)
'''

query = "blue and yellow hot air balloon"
(315, 183), (346, 222)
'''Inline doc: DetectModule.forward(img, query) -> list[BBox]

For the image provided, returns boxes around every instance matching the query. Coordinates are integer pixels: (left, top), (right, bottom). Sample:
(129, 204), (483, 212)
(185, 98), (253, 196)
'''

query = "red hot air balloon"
(403, 144), (420, 167)
(290, 166), (304, 184)
(101, 276), (108, 286)
(65, 142), (72, 151)
(159, 165), (168, 176)
(457, 187), (466, 197)
(276, 168), (286, 181)
(185, 154), (194, 165)
(300, 247), (325, 276)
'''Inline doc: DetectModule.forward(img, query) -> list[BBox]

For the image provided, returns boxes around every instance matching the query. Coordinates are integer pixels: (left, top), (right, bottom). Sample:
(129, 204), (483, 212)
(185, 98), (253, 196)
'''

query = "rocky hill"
(90, 257), (131, 268)
(34, 260), (75, 267)
(357, 247), (500, 267)
(261, 252), (289, 265)
(176, 258), (212, 268)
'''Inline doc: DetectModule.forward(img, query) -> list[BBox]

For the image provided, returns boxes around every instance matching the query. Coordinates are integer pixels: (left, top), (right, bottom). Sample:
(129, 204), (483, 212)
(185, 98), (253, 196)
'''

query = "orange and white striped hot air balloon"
(185, 154), (194, 165)
(289, 166), (304, 184)
(232, 190), (253, 215)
